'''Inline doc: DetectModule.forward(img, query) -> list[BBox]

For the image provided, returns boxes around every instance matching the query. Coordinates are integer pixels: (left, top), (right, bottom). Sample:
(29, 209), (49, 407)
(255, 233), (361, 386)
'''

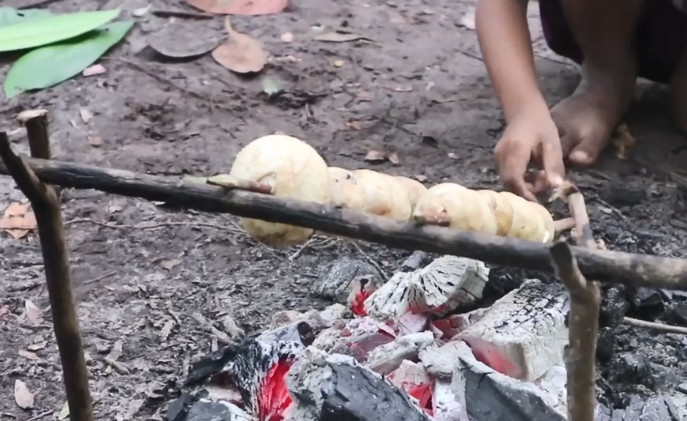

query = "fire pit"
(167, 252), (686, 421)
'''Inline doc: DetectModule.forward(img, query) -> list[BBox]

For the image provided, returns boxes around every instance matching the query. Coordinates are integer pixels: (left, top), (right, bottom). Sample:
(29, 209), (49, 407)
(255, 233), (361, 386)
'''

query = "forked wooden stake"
(1, 111), (94, 421)
(549, 182), (601, 421)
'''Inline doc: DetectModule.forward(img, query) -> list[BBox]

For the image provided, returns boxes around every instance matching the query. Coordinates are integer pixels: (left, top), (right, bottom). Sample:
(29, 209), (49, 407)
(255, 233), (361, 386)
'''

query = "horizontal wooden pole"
(1, 156), (687, 290)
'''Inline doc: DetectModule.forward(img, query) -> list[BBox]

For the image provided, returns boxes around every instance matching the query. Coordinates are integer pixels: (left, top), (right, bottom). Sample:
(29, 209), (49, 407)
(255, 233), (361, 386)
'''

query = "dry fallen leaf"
(88, 134), (104, 147)
(611, 123), (636, 160)
(185, 0), (289, 15)
(159, 258), (181, 270)
(355, 90), (374, 102)
(1, 202), (37, 239)
(0, 305), (10, 320)
(388, 152), (401, 165)
(364, 150), (386, 163)
(79, 108), (93, 123)
(212, 17), (268, 74)
(27, 342), (47, 351)
(415, 174), (428, 182)
(18, 350), (45, 363)
(345, 120), (361, 130)
(313, 31), (370, 43)
(58, 401), (70, 420)
(24, 300), (44, 326)
(332, 59), (345, 68)
(14, 380), (34, 409)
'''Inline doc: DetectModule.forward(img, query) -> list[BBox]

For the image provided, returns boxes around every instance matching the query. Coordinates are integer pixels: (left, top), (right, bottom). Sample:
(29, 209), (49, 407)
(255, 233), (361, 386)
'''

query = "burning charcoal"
(419, 340), (474, 380)
(433, 380), (468, 421)
(365, 256), (489, 319)
(363, 271), (414, 319)
(286, 347), (432, 421)
(347, 275), (383, 316)
(316, 257), (385, 304)
(365, 331), (435, 375)
(388, 360), (431, 392)
(167, 392), (194, 421)
(397, 312), (430, 335)
(457, 279), (569, 381)
(452, 349), (566, 421)
(185, 399), (251, 421)
(600, 286), (629, 328)
(431, 307), (490, 341)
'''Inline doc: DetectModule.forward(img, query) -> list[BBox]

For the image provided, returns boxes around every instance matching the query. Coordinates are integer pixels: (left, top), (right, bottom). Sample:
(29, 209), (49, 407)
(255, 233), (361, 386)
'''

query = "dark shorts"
(539, 0), (687, 84)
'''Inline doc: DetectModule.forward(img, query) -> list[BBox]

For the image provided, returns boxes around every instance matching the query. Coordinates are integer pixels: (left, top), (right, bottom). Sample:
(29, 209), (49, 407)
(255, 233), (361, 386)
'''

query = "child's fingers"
(541, 136), (565, 186)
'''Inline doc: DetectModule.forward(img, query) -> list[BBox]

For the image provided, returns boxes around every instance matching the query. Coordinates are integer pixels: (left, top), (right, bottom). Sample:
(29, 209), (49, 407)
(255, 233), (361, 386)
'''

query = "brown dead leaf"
(212, 17), (268, 74)
(388, 152), (401, 165)
(185, 0), (288, 15)
(159, 259), (181, 271)
(345, 120), (361, 130)
(18, 350), (45, 363)
(364, 150), (386, 163)
(611, 123), (635, 160)
(79, 108), (93, 123)
(355, 91), (374, 102)
(0, 305), (10, 320)
(14, 380), (34, 409)
(1, 202), (37, 239)
(24, 300), (44, 326)
(88, 134), (104, 147)
(27, 342), (46, 351)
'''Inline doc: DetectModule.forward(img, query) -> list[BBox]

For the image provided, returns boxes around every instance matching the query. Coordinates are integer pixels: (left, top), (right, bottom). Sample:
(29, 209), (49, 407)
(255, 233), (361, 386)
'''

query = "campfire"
(168, 252), (575, 421)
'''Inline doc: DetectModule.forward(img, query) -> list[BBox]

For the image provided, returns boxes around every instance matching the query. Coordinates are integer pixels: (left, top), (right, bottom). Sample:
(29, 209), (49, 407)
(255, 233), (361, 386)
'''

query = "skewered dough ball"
(412, 183), (498, 235)
(352, 169), (412, 221)
(328, 167), (367, 211)
(394, 176), (428, 208)
(229, 134), (330, 247)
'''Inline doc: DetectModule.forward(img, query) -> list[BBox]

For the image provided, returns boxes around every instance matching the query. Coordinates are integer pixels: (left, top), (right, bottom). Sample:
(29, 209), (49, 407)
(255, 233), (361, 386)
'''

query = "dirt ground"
(1, 0), (687, 419)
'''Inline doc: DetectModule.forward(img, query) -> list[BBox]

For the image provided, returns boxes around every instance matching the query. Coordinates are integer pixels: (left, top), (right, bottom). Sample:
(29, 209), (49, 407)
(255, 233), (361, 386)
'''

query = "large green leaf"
(3, 21), (134, 99)
(0, 7), (53, 28)
(0, 8), (120, 52)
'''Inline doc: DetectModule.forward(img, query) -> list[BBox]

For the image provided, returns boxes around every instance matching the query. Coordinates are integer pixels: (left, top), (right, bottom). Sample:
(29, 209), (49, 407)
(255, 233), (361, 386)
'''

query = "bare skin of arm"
(475, 0), (564, 201)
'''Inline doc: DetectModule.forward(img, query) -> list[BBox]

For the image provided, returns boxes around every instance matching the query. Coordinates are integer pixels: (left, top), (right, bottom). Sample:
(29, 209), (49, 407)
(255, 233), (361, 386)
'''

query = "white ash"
(366, 331), (435, 375)
(270, 304), (349, 330)
(185, 398), (252, 421)
(389, 360), (431, 391)
(397, 312), (429, 335)
(419, 340), (474, 380)
(364, 256), (489, 320)
(433, 379), (468, 421)
(458, 279), (569, 381)
(285, 347), (362, 419)
(408, 256), (489, 316)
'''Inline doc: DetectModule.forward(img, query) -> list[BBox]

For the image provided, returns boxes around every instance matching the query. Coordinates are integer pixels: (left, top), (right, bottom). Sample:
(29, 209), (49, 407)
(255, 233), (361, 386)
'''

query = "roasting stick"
(548, 182), (600, 421)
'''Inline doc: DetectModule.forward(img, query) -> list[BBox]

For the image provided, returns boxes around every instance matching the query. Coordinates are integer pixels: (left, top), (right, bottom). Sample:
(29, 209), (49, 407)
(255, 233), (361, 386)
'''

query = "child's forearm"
(475, 0), (547, 122)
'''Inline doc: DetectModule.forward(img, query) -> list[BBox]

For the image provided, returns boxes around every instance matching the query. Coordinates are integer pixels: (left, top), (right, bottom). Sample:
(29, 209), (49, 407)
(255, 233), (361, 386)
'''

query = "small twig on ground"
(0, 124), (94, 421)
(352, 241), (388, 280)
(152, 9), (214, 19)
(623, 316), (687, 335)
(26, 409), (53, 421)
(83, 271), (118, 285)
(64, 218), (243, 234)
(289, 238), (316, 261)
(554, 217), (576, 235)
(102, 358), (131, 375)
(206, 174), (274, 194)
(550, 181), (601, 421)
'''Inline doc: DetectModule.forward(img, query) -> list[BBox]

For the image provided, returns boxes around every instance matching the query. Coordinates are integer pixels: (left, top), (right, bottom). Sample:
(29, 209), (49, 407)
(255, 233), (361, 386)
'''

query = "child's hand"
(494, 106), (565, 201)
